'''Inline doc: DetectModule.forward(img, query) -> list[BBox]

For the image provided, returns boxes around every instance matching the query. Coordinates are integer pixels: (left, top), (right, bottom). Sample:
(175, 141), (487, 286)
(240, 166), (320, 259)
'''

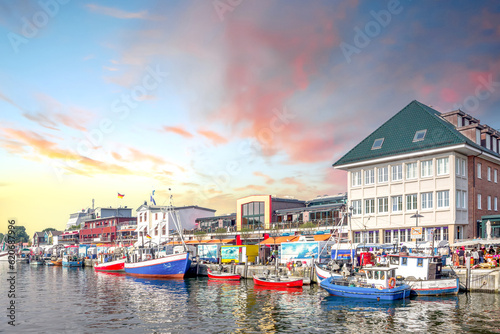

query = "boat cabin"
(363, 267), (397, 289)
(388, 254), (442, 280)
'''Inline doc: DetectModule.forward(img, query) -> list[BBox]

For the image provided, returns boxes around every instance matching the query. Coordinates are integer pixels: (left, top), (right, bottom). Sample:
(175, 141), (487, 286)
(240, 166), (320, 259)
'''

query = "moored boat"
(125, 252), (191, 278)
(62, 254), (83, 267)
(320, 267), (411, 301)
(30, 255), (45, 266)
(51, 258), (63, 266)
(95, 257), (126, 272)
(207, 268), (241, 280)
(388, 253), (459, 296)
(315, 262), (343, 282)
(253, 275), (303, 288)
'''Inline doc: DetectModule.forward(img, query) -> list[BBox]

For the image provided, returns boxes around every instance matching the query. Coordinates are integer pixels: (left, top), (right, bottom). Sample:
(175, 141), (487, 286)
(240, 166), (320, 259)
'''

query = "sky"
(1, 0), (500, 237)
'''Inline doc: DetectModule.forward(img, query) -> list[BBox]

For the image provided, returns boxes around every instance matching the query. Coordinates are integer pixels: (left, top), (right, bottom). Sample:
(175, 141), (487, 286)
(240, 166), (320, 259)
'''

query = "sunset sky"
(1, 1), (500, 236)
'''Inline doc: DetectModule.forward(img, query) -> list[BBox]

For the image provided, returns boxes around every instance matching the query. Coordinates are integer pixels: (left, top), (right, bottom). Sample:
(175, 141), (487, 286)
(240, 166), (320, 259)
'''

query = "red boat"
(253, 275), (303, 288)
(207, 269), (241, 280)
(94, 258), (126, 272)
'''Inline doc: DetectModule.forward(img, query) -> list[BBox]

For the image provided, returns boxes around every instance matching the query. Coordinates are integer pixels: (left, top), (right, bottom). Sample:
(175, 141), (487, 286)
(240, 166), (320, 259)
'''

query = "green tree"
(0, 232), (4, 241)
(214, 227), (227, 244)
(9, 226), (30, 243)
(194, 230), (207, 242)
(69, 224), (81, 231)
(299, 222), (316, 235)
(239, 227), (252, 245)
(42, 227), (57, 233)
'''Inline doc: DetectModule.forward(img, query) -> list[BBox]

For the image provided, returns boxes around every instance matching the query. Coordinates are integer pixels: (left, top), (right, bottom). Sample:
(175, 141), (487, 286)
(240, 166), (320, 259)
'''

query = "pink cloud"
(253, 171), (275, 185)
(197, 130), (228, 145)
(163, 126), (193, 138)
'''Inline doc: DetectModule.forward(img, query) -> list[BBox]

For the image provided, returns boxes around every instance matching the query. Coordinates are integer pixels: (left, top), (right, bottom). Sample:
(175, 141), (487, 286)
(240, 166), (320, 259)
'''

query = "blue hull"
(63, 261), (83, 267)
(320, 278), (411, 301)
(124, 252), (191, 278)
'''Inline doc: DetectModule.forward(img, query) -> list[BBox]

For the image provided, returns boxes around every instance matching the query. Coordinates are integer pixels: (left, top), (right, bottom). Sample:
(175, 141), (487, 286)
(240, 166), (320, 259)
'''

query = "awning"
(135, 225), (147, 233)
(313, 234), (332, 242)
(261, 236), (299, 245)
(207, 238), (236, 244)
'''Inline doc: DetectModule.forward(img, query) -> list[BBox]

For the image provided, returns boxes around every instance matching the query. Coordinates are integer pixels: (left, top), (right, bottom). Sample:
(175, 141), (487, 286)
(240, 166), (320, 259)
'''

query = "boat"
(253, 274), (303, 288)
(94, 257), (126, 272)
(62, 254), (83, 267)
(320, 267), (411, 301)
(387, 253), (459, 296)
(30, 255), (45, 266)
(125, 251), (191, 278)
(207, 268), (241, 280)
(314, 262), (343, 282)
(0, 236), (10, 261)
(50, 258), (63, 266)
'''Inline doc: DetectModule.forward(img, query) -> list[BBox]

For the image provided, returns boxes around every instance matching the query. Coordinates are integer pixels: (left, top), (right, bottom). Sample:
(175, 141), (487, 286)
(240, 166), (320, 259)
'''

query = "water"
(1, 262), (500, 334)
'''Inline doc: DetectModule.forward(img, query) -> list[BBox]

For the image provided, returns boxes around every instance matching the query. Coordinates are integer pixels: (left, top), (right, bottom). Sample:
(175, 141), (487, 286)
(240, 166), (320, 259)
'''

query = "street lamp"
(410, 211), (423, 254)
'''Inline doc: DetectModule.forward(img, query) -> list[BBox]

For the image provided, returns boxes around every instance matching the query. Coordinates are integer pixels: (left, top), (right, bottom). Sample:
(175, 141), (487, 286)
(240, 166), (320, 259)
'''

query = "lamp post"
(410, 211), (423, 254)
(348, 206), (354, 266)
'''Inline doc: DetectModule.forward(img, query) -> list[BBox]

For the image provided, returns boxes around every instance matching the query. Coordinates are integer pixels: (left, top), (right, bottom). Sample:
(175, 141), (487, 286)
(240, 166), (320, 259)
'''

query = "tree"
(9, 226), (30, 244)
(0, 232), (4, 241)
(194, 231), (207, 242)
(214, 227), (227, 244)
(299, 222), (316, 235)
(69, 224), (81, 231)
(239, 227), (252, 245)
(42, 227), (57, 233)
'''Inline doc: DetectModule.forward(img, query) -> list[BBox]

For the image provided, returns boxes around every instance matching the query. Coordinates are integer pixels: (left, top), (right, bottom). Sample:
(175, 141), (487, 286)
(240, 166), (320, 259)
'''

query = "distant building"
(195, 213), (236, 232)
(65, 209), (94, 230)
(333, 100), (500, 243)
(79, 216), (136, 244)
(65, 206), (132, 230)
(32, 232), (47, 247)
(135, 204), (216, 245)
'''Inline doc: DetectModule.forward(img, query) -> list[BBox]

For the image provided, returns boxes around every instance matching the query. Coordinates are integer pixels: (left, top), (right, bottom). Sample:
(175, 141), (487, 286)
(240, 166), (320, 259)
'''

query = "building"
(333, 100), (500, 244)
(65, 206), (132, 230)
(235, 195), (306, 231)
(49, 231), (63, 245)
(135, 204), (216, 245)
(58, 231), (79, 245)
(32, 232), (47, 247)
(79, 216), (137, 244)
(195, 213), (236, 232)
(65, 209), (94, 230)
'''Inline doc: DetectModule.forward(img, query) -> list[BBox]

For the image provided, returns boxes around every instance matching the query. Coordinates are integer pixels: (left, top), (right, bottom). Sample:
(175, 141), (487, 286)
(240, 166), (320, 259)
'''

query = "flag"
(118, 193), (124, 198)
(150, 189), (156, 205)
(146, 234), (152, 239)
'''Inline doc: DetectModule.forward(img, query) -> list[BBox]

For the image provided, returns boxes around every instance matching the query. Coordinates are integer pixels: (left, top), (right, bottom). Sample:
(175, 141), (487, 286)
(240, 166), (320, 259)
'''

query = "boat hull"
(405, 277), (459, 296)
(253, 276), (303, 288)
(51, 260), (63, 266)
(207, 270), (241, 280)
(30, 261), (45, 266)
(94, 259), (125, 272)
(0, 252), (9, 261)
(320, 278), (411, 301)
(125, 252), (191, 278)
(315, 263), (343, 282)
(63, 260), (83, 267)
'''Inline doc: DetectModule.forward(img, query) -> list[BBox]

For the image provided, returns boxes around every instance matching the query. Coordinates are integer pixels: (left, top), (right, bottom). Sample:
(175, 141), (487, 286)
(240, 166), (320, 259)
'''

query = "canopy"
(261, 236), (299, 245)
(451, 238), (500, 246)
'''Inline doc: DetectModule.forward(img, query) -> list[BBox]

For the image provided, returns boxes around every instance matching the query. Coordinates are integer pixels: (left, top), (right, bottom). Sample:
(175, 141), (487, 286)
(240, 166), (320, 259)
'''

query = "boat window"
(374, 271), (379, 280)
(390, 257), (399, 265)
(367, 271), (373, 279)
(401, 257), (408, 266)
(380, 271), (385, 280)
(417, 258), (423, 267)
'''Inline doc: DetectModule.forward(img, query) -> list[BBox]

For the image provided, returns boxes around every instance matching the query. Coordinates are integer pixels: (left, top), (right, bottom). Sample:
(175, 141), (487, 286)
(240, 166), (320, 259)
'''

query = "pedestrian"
(479, 247), (485, 264)
(458, 247), (465, 266)
(488, 246), (495, 255)
(472, 248), (479, 265)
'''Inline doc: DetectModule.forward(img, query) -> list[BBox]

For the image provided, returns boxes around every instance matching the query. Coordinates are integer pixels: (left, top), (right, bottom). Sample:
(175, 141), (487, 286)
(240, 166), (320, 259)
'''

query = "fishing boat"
(30, 255), (45, 266)
(387, 253), (459, 296)
(314, 262), (343, 282)
(125, 251), (191, 278)
(320, 267), (411, 301)
(0, 236), (9, 261)
(50, 257), (63, 266)
(253, 274), (303, 288)
(207, 268), (241, 280)
(94, 257), (126, 272)
(62, 254), (83, 267)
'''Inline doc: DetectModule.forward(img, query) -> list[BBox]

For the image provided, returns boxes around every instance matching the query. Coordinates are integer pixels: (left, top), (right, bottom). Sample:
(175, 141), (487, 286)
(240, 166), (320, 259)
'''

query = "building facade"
(79, 216), (137, 244)
(333, 101), (500, 244)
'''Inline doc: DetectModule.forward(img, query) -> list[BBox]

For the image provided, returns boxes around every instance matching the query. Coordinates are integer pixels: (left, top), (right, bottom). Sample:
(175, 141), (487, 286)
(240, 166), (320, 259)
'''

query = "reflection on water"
(1, 262), (500, 333)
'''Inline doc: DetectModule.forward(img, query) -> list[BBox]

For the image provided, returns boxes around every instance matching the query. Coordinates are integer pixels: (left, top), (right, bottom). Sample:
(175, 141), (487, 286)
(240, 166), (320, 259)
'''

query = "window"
(378, 167), (388, 183)
(392, 196), (403, 212)
(401, 257), (408, 266)
(372, 138), (384, 150)
(365, 169), (374, 185)
(486, 134), (491, 150)
(437, 191), (449, 208)
(241, 201), (265, 228)
(456, 190), (461, 209)
(443, 227), (449, 241)
(352, 171), (362, 187)
(413, 129), (427, 142)
(352, 200), (362, 215)
(391, 164), (403, 181)
(421, 192), (433, 210)
(462, 159), (466, 177)
(354, 232), (361, 243)
(406, 194), (417, 211)
(455, 158), (461, 176)
(495, 197), (498, 211)
(476, 129), (481, 144)
(463, 191), (467, 209)
(365, 199), (375, 214)
(495, 169), (498, 183)
(488, 196), (492, 210)
(421, 160), (433, 177)
(378, 197), (388, 213)
(478, 194), (482, 209)
(384, 230), (391, 243)
(477, 163), (482, 178)
(417, 258), (423, 267)
(488, 167), (492, 181)
(406, 162), (417, 180)
(437, 157), (449, 175)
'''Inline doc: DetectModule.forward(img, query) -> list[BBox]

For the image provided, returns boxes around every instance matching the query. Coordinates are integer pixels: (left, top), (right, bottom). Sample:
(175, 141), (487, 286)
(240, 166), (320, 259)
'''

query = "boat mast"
(167, 188), (188, 252)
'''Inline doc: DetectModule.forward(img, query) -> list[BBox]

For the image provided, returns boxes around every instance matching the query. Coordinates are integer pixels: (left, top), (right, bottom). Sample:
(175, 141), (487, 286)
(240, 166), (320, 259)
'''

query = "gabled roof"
(333, 100), (481, 168)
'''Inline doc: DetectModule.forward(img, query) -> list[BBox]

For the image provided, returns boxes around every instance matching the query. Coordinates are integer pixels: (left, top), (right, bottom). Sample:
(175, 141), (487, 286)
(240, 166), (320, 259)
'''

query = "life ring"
(388, 277), (396, 289)
(377, 286), (384, 290)
(287, 262), (292, 271)
(146, 254), (152, 260)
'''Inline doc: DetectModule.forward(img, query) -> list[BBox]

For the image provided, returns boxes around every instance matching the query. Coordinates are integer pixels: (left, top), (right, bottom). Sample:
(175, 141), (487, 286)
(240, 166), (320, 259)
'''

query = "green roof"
(333, 100), (483, 167)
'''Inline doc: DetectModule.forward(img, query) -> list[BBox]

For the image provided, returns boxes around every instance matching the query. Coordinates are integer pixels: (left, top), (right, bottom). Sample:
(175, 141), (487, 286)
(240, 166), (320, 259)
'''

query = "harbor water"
(1, 262), (500, 333)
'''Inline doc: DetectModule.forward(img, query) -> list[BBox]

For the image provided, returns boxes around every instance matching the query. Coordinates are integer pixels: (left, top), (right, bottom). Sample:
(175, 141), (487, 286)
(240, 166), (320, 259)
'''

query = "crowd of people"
(451, 245), (500, 267)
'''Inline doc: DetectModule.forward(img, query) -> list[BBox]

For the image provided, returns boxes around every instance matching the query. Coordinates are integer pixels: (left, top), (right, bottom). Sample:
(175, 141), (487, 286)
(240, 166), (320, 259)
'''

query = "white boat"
(388, 253), (459, 296)
(0, 236), (10, 261)
(314, 262), (343, 282)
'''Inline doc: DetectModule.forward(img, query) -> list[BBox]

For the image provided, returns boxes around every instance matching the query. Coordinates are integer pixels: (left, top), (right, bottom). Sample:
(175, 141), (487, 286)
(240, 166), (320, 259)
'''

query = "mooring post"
(244, 255), (248, 278)
(196, 255), (199, 276)
(465, 254), (471, 292)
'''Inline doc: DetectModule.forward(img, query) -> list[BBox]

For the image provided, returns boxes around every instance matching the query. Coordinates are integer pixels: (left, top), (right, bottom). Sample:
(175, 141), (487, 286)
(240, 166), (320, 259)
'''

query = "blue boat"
(320, 267), (411, 301)
(62, 254), (83, 267)
(124, 251), (191, 278)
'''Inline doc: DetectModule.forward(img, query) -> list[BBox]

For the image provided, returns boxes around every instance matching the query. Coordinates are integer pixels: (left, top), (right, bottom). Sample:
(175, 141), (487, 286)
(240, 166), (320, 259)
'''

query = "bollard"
(196, 255), (199, 276)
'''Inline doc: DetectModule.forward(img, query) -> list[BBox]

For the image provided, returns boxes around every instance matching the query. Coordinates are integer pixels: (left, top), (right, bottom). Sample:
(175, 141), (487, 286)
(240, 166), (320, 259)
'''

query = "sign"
(411, 227), (422, 238)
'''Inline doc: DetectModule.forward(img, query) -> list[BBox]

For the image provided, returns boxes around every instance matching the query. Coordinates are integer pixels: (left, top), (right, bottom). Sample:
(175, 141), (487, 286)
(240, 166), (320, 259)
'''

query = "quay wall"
(453, 268), (500, 293)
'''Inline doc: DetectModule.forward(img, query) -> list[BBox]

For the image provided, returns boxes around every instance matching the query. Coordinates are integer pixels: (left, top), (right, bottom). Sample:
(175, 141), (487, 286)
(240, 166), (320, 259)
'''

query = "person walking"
(472, 248), (479, 265)
(458, 247), (465, 266)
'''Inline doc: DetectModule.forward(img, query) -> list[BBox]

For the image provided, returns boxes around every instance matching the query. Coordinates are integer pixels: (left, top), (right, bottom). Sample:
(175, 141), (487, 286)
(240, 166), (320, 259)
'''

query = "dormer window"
(413, 129), (427, 142)
(371, 138), (384, 150)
